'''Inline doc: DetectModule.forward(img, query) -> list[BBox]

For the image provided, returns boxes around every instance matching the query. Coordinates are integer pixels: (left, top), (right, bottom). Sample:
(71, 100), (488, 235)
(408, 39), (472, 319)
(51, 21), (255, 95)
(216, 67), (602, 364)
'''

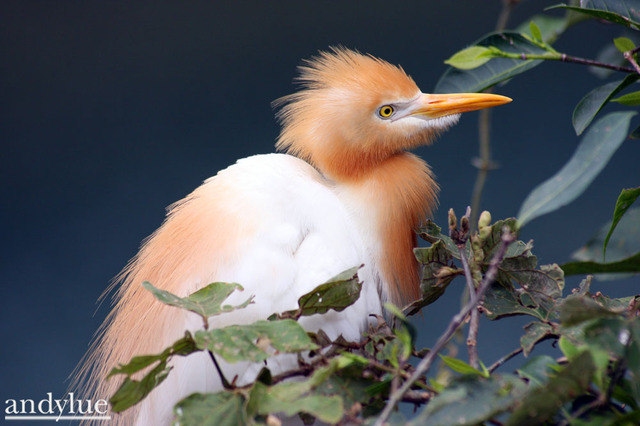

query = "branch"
(456, 209), (480, 369)
(402, 390), (433, 405)
(208, 351), (232, 390)
(623, 46), (640, 75)
(496, 0), (519, 32)
(495, 51), (636, 73)
(487, 346), (523, 373)
(470, 0), (515, 231)
(461, 244), (481, 370)
(269, 363), (315, 384)
(375, 229), (516, 425)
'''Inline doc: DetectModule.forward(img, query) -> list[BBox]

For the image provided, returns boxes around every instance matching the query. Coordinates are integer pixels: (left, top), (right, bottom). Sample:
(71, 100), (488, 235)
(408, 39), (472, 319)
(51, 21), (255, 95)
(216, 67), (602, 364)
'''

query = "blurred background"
(2, 0), (638, 421)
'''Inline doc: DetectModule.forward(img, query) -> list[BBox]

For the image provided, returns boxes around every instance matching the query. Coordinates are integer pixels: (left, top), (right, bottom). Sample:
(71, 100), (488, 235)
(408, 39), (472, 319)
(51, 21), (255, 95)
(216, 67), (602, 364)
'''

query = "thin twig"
(457, 210), (480, 369)
(470, 0), (514, 231)
(470, 108), (495, 232)
(488, 346), (523, 373)
(623, 49), (640, 75)
(402, 390), (433, 404)
(558, 395), (606, 426)
(461, 244), (480, 370)
(555, 53), (636, 73)
(496, 0), (518, 32)
(497, 51), (636, 73)
(375, 229), (516, 425)
(208, 351), (232, 389)
(268, 363), (315, 384)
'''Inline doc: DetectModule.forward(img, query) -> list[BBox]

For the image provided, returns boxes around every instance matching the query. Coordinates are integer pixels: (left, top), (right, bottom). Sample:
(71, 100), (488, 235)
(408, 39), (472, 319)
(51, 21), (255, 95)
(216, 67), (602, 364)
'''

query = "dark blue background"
(2, 0), (638, 421)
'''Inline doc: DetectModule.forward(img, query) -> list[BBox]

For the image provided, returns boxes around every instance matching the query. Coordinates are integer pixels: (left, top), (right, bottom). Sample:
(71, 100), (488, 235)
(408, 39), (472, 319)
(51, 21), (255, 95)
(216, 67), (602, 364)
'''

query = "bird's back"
(81, 153), (383, 425)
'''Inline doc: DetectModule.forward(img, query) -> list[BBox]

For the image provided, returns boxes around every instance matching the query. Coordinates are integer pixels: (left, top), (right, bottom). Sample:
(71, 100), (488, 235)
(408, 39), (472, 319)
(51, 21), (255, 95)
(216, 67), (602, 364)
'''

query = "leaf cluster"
(108, 267), (429, 424)
(439, 0), (640, 274)
(108, 209), (640, 425)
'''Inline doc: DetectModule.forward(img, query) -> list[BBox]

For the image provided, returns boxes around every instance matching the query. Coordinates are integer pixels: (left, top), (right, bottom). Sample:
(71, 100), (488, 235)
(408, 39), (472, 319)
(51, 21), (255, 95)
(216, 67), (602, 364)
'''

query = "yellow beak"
(411, 92), (512, 118)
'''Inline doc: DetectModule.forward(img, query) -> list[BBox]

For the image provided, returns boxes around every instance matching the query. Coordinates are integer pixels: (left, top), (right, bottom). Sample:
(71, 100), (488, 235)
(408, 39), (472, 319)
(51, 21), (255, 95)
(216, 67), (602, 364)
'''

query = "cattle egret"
(76, 47), (511, 425)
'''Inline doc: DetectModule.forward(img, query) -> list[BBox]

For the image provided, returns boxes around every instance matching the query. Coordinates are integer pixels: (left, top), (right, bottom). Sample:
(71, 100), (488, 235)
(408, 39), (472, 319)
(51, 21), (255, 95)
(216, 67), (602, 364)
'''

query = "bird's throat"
(336, 152), (438, 307)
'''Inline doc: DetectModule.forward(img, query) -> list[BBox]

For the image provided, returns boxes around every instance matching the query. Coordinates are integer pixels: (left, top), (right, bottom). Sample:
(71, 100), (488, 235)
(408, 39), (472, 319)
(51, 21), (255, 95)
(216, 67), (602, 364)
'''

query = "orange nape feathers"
(274, 47), (444, 305)
(357, 152), (438, 305)
(274, 47), (449, 181)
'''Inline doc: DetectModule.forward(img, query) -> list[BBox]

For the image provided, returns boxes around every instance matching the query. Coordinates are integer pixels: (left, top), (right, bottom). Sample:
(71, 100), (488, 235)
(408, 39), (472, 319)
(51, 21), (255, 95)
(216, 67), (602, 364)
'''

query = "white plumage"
(135, 153), (385, 424)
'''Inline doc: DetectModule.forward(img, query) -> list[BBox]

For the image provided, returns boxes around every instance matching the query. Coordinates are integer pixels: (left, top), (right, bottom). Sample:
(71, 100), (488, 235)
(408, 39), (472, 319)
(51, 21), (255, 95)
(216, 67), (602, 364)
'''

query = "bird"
(75, 47), (511, 425)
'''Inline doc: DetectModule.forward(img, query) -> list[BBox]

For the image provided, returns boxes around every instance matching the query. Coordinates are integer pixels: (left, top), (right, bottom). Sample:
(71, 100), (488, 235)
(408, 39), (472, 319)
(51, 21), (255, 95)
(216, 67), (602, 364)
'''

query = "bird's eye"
(378, 105), (395, 119)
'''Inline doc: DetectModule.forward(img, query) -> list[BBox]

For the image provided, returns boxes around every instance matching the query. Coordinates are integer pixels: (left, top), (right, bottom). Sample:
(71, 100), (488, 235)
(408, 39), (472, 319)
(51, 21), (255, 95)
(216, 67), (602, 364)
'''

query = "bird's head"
(275, 47), (511, 180)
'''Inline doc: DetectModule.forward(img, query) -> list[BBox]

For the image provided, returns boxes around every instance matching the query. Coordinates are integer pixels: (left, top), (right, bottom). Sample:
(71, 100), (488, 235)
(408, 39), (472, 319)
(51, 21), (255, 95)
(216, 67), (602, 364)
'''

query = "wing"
(79, 153), (382, 425)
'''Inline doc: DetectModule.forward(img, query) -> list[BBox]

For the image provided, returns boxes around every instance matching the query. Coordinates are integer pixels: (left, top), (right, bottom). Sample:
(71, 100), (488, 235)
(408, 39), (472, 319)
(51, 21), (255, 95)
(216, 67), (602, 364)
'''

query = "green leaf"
(194, 319), (317, 363)
(592, 293), (640, 312)
(557, 335), (611, 391)
(312, 362), (375, 412)
(483, 281), (558, 322)
(518, 111), (636, 226)
(478, 218), (520, 262)
(174, 392), (247, 426)
(506, 351), (595, 425)
(444, 46), (495, 70)
(435, 32), (548, 93)
(604, 188), (640, 260)
(612, 378), (640, 411)
(107, 333), (198, 413)
(561, 251), (640, 276)
(549, 2), (640, 30)
(273, 266), (363, 320)
(142, 281), (253, 328)
(294, 266), (362, 315)
(529, 21), (543, 42)
(558, 335), (582, 359)
(629, 319), (640, 382)
(570, 207), (640, 279)
(559, 295), (622, 327)
(247, 381), (343, 424)
(418, 219), (459, 258)
(583, 317), (631, 358)
(520, 322), (554, 357)
(516, 355), (559, 387)
(407, 240), (459, 315)
(572, 75), (638, 135)
(498, 258), (565, 299)
(612, 90), (640, 106)
(410, 375), (527, 426)
(614, 36), (636, 53)
(515, 15), (568, 44)
(108, 333), (197, 378)
(439, 354), (488, 377)
(110, 361), (171, 413)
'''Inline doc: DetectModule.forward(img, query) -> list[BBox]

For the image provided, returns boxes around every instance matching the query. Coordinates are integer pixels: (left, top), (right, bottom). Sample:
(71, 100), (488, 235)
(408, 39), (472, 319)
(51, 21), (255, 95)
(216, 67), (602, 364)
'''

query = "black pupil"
(383, 107), (391, 116)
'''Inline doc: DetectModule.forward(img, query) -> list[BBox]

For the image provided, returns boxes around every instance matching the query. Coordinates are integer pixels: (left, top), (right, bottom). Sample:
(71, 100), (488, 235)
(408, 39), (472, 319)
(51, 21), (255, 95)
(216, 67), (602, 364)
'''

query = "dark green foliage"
(604, 188), (640, 259)
(143, 281), (253, 329)
(572, 75), (638, 135)
(108, 333), (198, 412)
(518, 111), (636, 226)
(194, 319), (317, 363)
(436, 32), (548, 94)
(269, 266), (363, 320)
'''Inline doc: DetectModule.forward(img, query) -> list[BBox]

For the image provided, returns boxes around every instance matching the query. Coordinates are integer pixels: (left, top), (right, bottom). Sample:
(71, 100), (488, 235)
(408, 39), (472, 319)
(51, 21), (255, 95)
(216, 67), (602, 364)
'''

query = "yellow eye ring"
(378, 105), (395, 119)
